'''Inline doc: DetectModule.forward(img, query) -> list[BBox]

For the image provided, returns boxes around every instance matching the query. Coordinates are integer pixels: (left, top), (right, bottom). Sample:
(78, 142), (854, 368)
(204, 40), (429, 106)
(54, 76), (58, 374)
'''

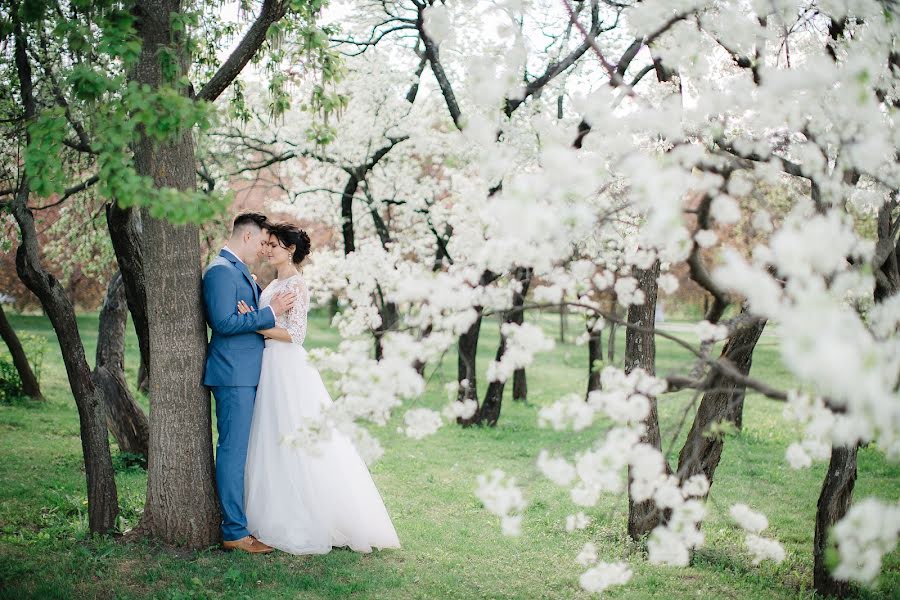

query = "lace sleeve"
(284, 276), (310, 346)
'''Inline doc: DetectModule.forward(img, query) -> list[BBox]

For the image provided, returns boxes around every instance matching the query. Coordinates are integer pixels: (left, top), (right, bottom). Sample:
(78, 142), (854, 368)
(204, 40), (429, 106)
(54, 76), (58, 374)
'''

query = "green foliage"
(24, 110), (68, 197)
(10, 0), (341, 227)
(0, 332), (46, 403)
(0, 359), (24, 404)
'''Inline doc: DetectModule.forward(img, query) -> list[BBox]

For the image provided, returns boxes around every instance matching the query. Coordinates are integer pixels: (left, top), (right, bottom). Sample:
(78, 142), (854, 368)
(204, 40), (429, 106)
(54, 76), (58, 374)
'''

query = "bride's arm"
(236, 301), (293, 341)
(257, 326), (293, 342)
(238, 279), (308, 344)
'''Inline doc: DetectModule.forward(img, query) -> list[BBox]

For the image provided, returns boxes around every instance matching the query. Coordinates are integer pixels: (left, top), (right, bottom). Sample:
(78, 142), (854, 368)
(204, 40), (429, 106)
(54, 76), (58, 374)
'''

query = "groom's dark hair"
(231, 212), (269, 237)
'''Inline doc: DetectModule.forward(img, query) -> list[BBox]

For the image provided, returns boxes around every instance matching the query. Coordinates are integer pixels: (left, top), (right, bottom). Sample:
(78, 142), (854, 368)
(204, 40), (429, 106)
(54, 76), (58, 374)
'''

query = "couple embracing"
(202, 212), (400, 555)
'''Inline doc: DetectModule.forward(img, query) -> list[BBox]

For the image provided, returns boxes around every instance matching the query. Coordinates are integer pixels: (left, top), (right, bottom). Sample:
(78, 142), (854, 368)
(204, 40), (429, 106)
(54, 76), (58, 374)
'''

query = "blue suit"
(202, 249), (276, 541)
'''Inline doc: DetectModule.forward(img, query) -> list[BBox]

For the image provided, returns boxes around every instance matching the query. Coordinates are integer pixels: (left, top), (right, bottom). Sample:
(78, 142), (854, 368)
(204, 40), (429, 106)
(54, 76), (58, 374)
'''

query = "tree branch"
(196, 0), (290, 103)
(29, 174), (99, 210)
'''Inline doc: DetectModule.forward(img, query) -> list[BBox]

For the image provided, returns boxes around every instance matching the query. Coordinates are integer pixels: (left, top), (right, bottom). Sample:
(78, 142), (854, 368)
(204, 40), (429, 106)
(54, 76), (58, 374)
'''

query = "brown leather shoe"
(222, 535), (275, 554)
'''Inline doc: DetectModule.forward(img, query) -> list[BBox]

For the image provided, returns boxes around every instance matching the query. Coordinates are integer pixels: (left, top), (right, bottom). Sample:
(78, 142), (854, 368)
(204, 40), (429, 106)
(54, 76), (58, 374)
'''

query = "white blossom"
(832, 498), (900, 584)
(730, 503), (769, 534)
(579, 561), (633, 594)
(566, 512), (592, 533)
(475, 470), (527, 537)
(744, 533), (786, 565)
(402, 408), (444, 440)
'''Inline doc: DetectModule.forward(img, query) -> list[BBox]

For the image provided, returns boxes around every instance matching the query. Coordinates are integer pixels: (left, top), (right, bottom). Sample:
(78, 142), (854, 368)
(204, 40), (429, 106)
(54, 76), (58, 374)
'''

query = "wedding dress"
(244, 274), (401, 554)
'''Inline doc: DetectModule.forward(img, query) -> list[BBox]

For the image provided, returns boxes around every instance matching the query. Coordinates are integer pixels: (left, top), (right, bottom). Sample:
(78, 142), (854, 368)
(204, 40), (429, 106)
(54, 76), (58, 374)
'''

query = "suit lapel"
(220, 249), (260, 303)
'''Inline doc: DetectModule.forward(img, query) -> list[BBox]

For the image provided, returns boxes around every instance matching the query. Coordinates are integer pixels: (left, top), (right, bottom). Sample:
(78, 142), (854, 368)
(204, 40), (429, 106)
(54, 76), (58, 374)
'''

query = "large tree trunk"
(475, 267), (532, 425)
(813, 445), (858, 598)
(0, 302), (42, 399)
(586, 317), (603, 399)
(625, 261), (664, 540)
(92, 273), (149, 459)
(676, 310), (766, 487)
(11, 17), (117, 534)
(106, 203), (150, 394)
(131, 1), (219, 547)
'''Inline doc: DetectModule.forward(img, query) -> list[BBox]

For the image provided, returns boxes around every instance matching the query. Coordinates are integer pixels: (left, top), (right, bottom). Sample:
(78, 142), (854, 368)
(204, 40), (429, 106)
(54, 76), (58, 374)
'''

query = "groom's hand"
(269, 290), (297, 316)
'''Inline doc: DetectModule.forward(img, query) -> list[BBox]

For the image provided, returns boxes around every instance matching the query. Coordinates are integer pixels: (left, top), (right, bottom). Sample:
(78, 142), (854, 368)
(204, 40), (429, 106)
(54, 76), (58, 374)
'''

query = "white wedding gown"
(244, 274), (400, 554)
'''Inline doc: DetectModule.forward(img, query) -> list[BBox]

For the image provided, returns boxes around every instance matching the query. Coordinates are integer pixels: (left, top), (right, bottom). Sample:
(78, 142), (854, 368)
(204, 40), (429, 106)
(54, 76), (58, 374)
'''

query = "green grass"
(0, 309), (897, 599)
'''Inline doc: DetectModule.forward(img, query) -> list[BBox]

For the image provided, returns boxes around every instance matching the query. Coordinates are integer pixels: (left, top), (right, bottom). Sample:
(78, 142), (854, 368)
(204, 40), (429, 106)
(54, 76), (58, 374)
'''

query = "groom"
(202, 212), (295, 553)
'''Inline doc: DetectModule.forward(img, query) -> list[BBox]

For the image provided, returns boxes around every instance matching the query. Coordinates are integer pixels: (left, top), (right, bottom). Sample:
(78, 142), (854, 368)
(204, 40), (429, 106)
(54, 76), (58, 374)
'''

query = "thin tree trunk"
(626, 260), (663, 540)
(456, 270), (496, 426)
(456, 311), (483, 426)
(586, 317), (603, 399)
(475, 267), (532, 425)
(607, 315), (618, 365)
(0, 302), (42, 399)
(511, 267), (532, 402)
(676, 311), (766, 486)
(373, 294), (398, 361)
(131, 0), (219, 547)
(12, 17), (117, 534)
(106, 203), (150, 395)
(512, 367), (527, 401)
(92, 273), (149, 459)
(813, 445), (858, 598)
(559, 303), (567, 342)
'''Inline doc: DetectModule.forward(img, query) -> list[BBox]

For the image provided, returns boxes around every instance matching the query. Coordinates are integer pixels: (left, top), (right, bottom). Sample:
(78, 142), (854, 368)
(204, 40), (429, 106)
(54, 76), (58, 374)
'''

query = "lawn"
(0, 309), (897, 599)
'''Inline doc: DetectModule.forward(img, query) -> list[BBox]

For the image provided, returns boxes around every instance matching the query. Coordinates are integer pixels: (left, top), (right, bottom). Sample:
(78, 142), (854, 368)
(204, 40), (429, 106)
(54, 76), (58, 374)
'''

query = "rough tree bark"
(813, 445), (858, 597)
(131, 0), (290, 547)
(11, 16), (118, 534)
(130, 0), (219, 547)
(475, 267), (532, 425)
(92, 273), (150, 459)
(625, 260), (664, 540)
(0, 302), (42, 399)
(676, 310), (767, 487)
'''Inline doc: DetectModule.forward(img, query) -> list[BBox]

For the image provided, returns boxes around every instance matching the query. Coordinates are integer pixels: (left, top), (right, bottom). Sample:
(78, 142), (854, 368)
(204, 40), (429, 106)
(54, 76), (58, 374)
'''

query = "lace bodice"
(260, 274), (310, 346)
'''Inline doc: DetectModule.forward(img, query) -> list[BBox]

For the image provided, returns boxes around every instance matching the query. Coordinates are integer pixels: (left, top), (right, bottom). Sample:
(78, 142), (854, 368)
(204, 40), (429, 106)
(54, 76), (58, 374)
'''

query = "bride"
(237, 222), (400, 555)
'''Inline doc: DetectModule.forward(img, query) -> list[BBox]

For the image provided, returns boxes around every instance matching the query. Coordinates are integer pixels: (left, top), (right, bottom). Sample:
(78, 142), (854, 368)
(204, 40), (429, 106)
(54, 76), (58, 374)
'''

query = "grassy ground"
(0, 309), (896, 599)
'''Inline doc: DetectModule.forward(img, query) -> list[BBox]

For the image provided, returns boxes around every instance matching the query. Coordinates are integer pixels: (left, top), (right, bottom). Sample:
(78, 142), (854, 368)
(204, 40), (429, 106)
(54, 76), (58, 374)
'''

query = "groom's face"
(246, 227), (269, 263)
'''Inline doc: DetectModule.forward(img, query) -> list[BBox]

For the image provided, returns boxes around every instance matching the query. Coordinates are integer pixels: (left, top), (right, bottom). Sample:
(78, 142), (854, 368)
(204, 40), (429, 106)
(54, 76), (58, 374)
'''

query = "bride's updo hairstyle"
(269, 223), (311, 264)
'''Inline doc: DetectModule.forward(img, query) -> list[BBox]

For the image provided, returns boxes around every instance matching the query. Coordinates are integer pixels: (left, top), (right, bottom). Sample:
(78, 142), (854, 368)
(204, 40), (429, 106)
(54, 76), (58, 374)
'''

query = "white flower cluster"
(832, 498), (900, 584)
(486, 322), (555, 383)
(729, 504), (786, 565)
(475, 470), (527, 536)
(579, 560), (633, 595)
(695, 320), (728, 342)
(400, 408), (444, 440)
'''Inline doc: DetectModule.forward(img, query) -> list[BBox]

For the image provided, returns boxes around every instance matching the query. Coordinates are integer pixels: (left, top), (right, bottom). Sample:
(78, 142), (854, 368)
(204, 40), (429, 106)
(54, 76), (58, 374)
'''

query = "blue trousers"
(211, 385), (256, 541)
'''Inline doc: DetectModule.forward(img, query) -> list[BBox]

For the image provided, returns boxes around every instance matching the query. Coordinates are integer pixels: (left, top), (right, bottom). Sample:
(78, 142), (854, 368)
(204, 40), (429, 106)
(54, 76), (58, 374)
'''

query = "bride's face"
(266, 234), (294, 267)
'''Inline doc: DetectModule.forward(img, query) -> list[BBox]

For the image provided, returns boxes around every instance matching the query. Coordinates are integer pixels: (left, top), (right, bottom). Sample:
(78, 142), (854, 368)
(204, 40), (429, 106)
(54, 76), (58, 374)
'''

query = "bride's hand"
(237, 300), (255, 315)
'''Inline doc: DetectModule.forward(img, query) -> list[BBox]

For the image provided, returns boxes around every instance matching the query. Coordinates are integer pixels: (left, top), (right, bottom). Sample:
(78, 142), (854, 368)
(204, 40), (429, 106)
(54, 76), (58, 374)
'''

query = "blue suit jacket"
(202, 249), (276, 387)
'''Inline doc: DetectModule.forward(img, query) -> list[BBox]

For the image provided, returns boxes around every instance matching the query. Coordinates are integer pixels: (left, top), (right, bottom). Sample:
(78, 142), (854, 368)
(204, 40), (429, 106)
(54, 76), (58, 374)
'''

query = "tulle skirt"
(244, 340), (401, 554)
